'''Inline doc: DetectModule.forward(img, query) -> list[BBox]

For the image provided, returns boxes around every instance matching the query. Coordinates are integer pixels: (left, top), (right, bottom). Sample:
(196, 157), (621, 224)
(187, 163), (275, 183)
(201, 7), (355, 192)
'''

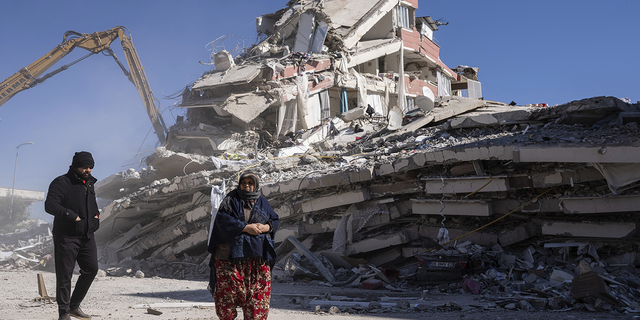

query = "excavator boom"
(0, 26), (167, 144)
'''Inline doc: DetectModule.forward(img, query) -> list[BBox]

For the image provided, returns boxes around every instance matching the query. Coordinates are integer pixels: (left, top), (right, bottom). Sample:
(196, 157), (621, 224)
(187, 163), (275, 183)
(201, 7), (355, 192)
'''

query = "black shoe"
(69, 308), (92, 320)
(59, 314), (71, 320)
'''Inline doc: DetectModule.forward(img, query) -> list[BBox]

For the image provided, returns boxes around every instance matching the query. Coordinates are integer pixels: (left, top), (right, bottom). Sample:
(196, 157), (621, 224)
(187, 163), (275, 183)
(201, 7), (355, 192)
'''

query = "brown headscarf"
(237, 171), (260, 201)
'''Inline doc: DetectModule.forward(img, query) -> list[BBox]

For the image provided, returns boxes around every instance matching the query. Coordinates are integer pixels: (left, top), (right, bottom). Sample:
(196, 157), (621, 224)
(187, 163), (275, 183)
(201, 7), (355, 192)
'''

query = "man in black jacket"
(45, 151), (100, 320)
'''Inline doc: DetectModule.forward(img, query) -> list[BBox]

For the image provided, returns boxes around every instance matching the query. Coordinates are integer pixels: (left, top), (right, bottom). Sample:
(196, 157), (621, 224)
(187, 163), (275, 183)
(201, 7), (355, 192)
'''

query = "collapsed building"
(96, 0), (472, 264)
(4, 0), (640, 313)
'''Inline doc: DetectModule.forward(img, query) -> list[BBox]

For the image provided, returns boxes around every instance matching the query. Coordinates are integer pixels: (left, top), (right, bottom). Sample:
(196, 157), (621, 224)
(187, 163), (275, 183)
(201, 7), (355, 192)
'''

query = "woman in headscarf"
(207, 171), (279, 320)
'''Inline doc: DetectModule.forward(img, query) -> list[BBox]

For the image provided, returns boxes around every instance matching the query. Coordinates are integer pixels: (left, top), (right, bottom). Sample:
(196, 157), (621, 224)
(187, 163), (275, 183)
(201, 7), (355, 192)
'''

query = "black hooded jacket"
(45, 168), (100, 238)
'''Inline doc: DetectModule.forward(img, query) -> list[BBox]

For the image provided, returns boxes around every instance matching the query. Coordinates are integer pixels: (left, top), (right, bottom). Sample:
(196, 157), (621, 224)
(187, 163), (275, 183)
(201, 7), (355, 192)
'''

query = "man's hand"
(75, 217), (81, 221)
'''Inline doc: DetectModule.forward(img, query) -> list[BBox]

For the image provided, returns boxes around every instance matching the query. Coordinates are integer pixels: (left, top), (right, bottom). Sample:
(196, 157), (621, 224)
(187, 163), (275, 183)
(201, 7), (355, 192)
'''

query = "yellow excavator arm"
(0, 26), (168, 144)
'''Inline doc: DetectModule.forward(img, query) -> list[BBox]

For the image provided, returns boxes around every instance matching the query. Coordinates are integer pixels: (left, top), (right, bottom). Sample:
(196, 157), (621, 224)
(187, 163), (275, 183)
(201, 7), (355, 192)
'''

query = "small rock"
(517, 300), (536, 311)
(147, 308), (162, 315)
(414, 304), (433, 312)
(135, 270), (145, 278)
(448, 300), (462, 310)
(301, 155), (319, 164)
(367, 301), (382, 310)
(396, 300), (410, 310)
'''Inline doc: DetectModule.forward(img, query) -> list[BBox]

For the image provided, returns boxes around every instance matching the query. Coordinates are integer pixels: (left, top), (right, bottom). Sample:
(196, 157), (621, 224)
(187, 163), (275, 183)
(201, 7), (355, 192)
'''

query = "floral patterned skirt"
(214, 257), (271, 320)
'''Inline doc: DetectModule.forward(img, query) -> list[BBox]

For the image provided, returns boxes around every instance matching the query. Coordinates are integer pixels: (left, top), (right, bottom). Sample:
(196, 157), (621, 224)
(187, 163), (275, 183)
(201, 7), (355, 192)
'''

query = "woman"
(207, 171), (279, 320)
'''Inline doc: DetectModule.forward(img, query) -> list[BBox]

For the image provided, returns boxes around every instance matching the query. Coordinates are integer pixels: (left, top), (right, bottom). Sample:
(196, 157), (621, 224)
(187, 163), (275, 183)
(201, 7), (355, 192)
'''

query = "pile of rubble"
(4, 0), (640, 315)
(85, 95), (640, 313)
(0, 221), (53, 271)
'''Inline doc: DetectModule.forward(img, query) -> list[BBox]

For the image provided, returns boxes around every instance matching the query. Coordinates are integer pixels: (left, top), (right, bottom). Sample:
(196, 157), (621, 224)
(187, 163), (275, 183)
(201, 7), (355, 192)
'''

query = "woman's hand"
(242, 223), (269, 235)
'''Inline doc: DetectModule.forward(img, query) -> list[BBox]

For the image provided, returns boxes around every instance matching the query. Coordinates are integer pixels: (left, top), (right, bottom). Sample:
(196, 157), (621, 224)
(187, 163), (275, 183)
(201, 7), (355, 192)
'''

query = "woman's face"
(239, 177), (256, 192)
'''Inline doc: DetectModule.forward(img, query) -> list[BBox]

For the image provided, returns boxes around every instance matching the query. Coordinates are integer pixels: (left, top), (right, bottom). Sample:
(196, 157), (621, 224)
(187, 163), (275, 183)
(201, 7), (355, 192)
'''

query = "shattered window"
(396, 5), (412, 29)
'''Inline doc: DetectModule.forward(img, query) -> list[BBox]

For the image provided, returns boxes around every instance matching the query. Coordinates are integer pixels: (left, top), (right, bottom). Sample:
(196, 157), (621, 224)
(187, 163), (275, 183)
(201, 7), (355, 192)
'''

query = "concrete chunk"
(344, 227), (418, 255)
(376, 163), (395, 176)
(499, 222), (540, 247)
(349, 167), (375, 183)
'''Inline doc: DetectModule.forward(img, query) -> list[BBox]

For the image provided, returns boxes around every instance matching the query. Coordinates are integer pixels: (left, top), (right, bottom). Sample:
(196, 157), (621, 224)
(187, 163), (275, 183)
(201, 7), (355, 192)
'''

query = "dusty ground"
(0, 269), (636, 320)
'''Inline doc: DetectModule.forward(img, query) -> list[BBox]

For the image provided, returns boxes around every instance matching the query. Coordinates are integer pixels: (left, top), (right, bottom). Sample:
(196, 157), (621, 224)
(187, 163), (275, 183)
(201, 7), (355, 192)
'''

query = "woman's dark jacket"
(207, 189), (279, 261)
(44, 168), (100, 238)
(207, 189), (279, 294)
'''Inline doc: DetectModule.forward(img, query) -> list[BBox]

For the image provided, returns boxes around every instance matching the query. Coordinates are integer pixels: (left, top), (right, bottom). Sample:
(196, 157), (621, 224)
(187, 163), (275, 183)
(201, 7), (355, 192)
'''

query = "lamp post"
(9, 142), (34, 220)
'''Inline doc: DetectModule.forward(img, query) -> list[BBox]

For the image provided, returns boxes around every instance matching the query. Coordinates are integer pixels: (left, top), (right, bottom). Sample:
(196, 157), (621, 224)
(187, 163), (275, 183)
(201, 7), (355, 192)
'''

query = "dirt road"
(0, 269), (633, 320)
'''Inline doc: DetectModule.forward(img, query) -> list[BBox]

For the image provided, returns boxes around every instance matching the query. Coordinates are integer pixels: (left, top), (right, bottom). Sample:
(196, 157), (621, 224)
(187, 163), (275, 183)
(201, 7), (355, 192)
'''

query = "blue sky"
(1, 0), (638, 222)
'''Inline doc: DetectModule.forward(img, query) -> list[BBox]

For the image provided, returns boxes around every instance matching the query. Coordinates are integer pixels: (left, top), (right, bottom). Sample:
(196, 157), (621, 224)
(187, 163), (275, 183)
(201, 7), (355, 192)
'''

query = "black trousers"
(53, 234), (98, 316)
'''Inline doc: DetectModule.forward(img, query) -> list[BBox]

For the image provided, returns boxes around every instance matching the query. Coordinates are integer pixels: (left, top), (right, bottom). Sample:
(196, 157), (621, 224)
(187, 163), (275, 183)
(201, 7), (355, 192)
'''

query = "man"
(45, 151), (100, 320)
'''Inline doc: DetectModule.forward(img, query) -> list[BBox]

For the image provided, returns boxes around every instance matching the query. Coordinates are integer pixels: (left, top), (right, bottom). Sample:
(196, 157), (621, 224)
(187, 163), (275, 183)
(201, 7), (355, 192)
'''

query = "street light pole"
(9, 142), (34, 220)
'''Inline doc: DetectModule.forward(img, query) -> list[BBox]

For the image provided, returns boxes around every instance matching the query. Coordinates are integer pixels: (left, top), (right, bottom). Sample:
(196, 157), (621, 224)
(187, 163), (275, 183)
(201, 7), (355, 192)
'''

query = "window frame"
(395, 5), (414, 30)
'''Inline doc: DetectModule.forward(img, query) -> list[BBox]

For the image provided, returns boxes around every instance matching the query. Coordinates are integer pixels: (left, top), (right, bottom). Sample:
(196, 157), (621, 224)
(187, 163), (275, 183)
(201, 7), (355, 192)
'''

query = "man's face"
(74, 166), (93, 180)
(239, 177), (255, 192)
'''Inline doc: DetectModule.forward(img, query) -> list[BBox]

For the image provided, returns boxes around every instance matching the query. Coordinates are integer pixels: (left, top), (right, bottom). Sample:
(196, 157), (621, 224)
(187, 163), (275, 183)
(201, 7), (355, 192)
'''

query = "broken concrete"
(14, 0), (630, 315)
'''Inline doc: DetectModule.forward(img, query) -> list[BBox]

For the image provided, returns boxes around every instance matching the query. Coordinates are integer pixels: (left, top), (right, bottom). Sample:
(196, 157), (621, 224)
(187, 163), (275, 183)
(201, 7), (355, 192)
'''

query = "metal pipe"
(9, 142), (34, 220)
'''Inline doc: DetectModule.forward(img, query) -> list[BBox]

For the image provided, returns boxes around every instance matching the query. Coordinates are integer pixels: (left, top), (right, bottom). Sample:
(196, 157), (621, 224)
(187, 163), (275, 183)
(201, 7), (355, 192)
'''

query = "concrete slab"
(530, 166), (603, 188)
(297, 189), (370, 213)
(347, 39), (402, 68)
(336, 0), (397, 49)
(344, 226), (419, 255)
(192, 64), (261, 88)
(560, 195), (640, 214)
(276, 178), (309, 194)
(412, 199), (492, 216)
(0, 187), (44, 202)
(542, 221), (636, 238)
(369, 181), (421, 198)
(145, 149), (214, 181)
(448, 105), (533, 129)
(518, 146), (640, 163)
(433, 96), (487, 122)
(423, 176), (509, 194)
